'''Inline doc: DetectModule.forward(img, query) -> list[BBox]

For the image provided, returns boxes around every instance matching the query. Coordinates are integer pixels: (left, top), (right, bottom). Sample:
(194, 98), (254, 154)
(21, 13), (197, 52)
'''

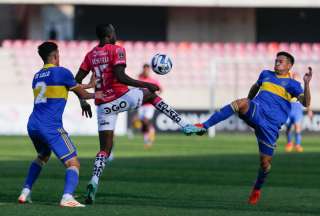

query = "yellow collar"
(274, 71), (290, 78)
(43, 64), (56, 69)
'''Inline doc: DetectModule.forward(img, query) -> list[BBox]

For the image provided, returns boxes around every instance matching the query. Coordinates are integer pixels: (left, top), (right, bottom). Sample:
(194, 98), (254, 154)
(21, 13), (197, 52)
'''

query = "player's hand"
(80, 100), (92, 118)
(145, 83), (160, 92)
(308, 109), (314, 119)
(95, 91), (104, 100)
(303, 67), (312, 84)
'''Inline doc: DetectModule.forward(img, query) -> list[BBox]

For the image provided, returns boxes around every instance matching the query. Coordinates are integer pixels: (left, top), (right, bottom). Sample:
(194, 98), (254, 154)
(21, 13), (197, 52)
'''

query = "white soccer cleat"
(60, 197), (85, 208)
(18, 188), (32, 204)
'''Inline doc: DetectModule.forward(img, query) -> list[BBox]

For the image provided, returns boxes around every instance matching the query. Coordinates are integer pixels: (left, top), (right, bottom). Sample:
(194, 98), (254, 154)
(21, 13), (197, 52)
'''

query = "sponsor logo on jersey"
(116, 48), (125, 59)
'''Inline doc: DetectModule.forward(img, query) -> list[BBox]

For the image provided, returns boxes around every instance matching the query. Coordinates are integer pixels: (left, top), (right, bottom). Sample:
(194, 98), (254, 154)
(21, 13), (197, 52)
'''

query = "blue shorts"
(287, 102), (303, 125)
(239, 100), (279, 156)
(27, 127), (77, 163)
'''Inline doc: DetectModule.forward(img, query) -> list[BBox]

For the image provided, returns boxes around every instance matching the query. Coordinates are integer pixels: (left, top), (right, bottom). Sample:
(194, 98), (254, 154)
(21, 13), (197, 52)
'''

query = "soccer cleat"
(182, 124), (207, 136)
(295, 145), (304, 153)
(194, 123), (207, 136)
(60, 197), (85, 207)
(248, 189), (261, 205)
(85, 181), (98, 204)
(285, 142), (293, 152)
(18, 188), (32, 204)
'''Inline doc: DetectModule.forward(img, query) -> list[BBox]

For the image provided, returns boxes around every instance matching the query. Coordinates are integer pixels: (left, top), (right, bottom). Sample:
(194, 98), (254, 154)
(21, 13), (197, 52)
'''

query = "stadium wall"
(167, 7), (256, 42)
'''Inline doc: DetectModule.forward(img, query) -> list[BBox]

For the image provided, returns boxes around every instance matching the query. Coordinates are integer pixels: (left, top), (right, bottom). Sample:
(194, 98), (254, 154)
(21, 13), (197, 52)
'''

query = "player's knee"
(64, 157), (80, 169)
(295, 124), (301, 132)
(260, 160), (272, 173)
(233, 98), (249, 114)
(37, 154), (50, 164)
(142, 89), (157, 103)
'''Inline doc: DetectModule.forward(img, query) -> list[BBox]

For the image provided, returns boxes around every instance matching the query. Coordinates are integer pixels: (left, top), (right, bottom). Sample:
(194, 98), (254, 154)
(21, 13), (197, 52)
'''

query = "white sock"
(91, 152), (107, 185)
(62, 193), (73, 200)
(22, 188), (31, 194)
(153, 100), (189, 127)
(91, 176), (99, 185)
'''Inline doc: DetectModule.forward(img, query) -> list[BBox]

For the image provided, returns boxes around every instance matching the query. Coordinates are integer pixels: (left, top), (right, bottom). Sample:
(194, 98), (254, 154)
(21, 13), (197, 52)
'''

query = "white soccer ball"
(151, 54), (173, 75)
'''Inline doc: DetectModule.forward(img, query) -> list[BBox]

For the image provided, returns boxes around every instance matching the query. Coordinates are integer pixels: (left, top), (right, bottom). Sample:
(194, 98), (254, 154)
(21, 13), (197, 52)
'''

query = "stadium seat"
(0, 40), (319, 110)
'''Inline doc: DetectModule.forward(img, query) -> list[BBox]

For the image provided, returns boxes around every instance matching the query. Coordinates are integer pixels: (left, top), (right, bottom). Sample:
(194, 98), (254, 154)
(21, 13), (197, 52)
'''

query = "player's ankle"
(62, 193), (73, 200)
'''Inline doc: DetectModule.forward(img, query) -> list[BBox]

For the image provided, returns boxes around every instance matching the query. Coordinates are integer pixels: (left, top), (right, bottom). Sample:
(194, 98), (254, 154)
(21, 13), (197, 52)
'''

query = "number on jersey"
(35, 82), (47, 104)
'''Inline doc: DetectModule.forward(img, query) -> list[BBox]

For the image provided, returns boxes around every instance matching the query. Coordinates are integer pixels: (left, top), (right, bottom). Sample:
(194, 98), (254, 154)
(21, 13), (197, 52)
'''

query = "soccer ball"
(151, 54), (173, 75)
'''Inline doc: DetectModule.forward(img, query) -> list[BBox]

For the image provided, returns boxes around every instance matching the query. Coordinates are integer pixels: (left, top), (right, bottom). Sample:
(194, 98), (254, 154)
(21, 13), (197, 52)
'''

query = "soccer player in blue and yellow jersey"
(18, 41), (101, 207)
(190, 52), (312, 205)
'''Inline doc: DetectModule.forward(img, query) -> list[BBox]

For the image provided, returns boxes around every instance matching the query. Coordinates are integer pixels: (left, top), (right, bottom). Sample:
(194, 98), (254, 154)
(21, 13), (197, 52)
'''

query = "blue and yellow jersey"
(28, 64), (77, 129)
(254, 70), (303, 126)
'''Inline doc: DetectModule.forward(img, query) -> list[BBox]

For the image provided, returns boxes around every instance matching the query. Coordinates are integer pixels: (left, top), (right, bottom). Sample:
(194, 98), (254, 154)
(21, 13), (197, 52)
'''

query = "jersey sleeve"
(289, 81), (304, 98)
(256, 70), (267, 86)
(80, 53), (92, 72)
(61, 68), (78, 90)
(112, 46), (126, 66)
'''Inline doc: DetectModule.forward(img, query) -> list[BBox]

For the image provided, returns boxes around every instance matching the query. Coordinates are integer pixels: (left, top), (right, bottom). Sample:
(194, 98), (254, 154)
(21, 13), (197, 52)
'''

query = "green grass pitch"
(0, 133), (319, 215)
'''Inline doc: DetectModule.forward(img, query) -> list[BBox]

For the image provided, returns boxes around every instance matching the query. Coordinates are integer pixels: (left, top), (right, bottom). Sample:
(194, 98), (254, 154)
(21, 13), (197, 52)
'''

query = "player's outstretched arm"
(75, 68), (92, 118)
(80, 74), (95, 89)
(114, 65), (159, 92)
(247, 83), (260, 100)
(71, 85), (95, 100)
(298, 67), (312, 107)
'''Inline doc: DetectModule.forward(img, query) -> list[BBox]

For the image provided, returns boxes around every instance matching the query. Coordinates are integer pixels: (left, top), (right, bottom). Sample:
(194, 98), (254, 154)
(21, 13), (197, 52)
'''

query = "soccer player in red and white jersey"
(75, 24), (205, 204)
(137, 63), (162, 149)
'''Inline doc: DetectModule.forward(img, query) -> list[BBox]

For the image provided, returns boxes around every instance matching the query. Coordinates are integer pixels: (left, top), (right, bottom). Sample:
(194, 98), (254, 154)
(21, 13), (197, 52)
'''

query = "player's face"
(142, 66), (150, 76)
(274, 55), (292, 73)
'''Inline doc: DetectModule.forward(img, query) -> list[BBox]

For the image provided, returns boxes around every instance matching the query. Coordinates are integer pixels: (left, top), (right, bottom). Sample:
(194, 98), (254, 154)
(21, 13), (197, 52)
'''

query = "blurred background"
(0, 0), (319, 135)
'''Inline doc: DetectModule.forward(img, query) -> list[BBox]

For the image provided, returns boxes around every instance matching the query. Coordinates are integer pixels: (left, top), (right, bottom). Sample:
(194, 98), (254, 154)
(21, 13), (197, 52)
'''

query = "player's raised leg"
(192, 98), (249, 134)
(142, 89), (206, 135)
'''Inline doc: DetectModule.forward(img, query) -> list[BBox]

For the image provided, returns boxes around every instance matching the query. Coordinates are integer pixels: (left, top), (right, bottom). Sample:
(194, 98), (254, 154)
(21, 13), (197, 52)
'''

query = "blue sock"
(63, 167), (79, 195)
(254, 168), (270, 190)
(23, 161), (42, 189)
(295, 132), (302, 145)
(203, 104), (235, 129)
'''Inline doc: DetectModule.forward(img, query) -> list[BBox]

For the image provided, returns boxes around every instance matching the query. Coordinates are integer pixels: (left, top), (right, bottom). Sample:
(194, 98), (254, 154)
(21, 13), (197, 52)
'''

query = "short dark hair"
(143, 63), (150, 68)
(96, 24), (115, 40)
(277, 51), (294, 65)
(38, 41), (58, 62)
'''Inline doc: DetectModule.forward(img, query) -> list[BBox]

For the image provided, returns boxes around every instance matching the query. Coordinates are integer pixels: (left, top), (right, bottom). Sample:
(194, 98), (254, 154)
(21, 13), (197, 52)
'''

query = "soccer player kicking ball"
(190, 52), (312, 205)
(18, 42), (102, 207)
(75, 24), (204, 204)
